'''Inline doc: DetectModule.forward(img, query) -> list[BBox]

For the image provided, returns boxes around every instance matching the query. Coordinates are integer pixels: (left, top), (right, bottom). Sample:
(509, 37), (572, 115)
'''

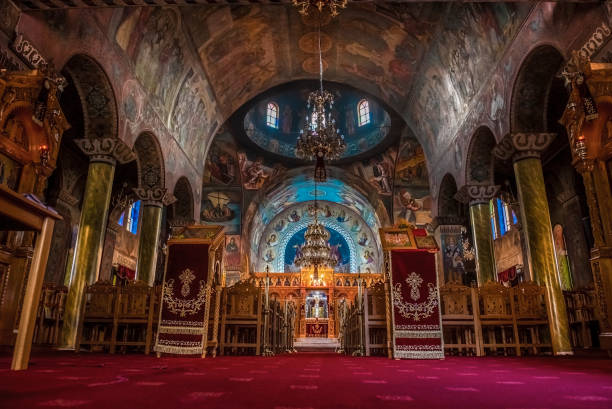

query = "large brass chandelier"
(295, 16), (345, 182)
(292, 0), (348, 18)
(294, 183), (338, 279)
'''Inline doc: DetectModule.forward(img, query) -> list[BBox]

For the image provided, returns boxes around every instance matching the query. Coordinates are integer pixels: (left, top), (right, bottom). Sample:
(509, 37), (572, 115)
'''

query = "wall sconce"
(574, 134), (588, 162)
(39, 144), (49, 166)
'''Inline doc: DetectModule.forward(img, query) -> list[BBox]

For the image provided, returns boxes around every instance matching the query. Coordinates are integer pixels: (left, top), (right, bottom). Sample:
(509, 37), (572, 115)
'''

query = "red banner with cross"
(389, 250), (443, 359)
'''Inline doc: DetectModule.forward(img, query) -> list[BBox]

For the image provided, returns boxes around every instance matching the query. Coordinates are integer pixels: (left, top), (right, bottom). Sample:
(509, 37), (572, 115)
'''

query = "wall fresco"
(393, 136), (431, 227)
(200, 187), (242, 235)
(254, 201), (381, 274)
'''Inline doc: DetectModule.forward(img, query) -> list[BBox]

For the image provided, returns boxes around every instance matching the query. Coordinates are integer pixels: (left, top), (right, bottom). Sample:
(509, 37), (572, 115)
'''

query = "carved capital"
(75, 138), (136, 165)
(493, 133), (556, 162)
(133, 187), (175, 207)
(455, 185), (500, 205)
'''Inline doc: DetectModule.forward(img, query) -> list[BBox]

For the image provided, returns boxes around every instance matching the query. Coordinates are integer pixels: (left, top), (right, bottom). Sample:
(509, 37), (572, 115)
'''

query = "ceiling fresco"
(241, 81), (391, 160)
(254, 201), (382, 274)
(177, 2), (534, 158)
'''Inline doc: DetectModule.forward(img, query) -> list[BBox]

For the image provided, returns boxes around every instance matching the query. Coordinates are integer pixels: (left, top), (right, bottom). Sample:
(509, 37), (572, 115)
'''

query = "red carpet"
(1, 352), (612, 409)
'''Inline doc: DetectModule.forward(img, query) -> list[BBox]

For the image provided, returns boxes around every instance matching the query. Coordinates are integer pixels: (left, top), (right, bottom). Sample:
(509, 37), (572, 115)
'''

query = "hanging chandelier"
(292, 0), (348, 18)
(294, 183), (338, 279)
(295, 15), (345, 182)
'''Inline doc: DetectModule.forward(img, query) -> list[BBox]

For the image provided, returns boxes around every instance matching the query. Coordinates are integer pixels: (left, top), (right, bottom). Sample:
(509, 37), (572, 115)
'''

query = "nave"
(2, 1), (612, 408)
(1, 352), (612, 409)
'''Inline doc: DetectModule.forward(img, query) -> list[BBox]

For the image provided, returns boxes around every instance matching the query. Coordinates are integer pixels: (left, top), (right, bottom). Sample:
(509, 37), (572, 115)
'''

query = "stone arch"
(133, 132), (165, 191)
(437, 173), (460, 219)
(170, 176), (195, 222)
(465, 126), (497, 185)
(62, 54), (118, 140)
(510, 45), (565, 133)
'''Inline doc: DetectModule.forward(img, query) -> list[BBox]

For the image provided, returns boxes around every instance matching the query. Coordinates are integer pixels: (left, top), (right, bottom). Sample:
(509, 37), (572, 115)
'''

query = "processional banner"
(390, 250), (443, 359)
(154, 225), (224, 356)
(380, 227), (443, 359)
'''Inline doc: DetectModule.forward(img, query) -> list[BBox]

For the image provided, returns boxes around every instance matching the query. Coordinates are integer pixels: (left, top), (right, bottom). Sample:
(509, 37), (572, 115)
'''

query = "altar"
(306, 319), (328, 337)
(253, 266), (383, 340)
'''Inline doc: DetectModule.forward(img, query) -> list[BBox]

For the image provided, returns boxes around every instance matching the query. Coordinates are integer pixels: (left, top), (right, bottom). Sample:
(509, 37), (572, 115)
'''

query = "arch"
(465, 126), (497, 185)
(170, 176), (195, 222)
(357, 99), (370, 126)
(254, 200), (382, 274)
(266, 102), (279, 129)
(437, 173), (460, 218)
(133, 132), (165, 190)
(62, 54), (118, 140)
(510, 45), (565, 133)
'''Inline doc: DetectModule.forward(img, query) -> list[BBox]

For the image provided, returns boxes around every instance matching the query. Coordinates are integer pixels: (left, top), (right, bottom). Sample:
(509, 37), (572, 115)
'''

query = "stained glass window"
(358, 99), (370, 126)
(127, 200), (141, 235)
(118, 212), (125, 226)
(490, 200), (497, 240)
(266, 102), (279, 129)
(497, 198), (507, 236)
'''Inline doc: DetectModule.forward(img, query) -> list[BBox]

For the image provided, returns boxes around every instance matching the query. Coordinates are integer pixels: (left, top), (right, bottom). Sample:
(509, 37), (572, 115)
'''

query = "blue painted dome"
(242, 82), (391, 160)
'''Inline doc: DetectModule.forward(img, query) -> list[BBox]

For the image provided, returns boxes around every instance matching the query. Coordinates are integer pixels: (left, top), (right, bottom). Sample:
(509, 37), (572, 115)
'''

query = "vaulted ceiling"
(180, 2), (533, 158)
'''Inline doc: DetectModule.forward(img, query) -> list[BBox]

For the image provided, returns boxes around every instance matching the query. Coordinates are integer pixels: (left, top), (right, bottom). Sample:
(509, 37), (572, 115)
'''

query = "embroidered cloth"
(390, 250), (443, 359)
(154, 243), (210, 355)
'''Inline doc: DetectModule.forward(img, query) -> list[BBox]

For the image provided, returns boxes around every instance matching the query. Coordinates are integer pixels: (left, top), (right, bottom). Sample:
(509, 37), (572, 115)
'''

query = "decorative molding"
(454, 185), (500, 205)
(133, 187), (170, 207)
(493, 133), (556, 162)
(12, 33), (47, 69)
(562, 20), (611, 82)
(74, 138), (136, 165)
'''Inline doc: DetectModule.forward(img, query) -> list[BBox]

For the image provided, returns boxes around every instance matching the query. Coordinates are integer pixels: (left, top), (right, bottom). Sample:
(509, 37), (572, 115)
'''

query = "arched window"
(357, 99), (370, 127)
(127, 200), (141, 235)
(266, 102), (279, 129)
(490, 197), (517, 238)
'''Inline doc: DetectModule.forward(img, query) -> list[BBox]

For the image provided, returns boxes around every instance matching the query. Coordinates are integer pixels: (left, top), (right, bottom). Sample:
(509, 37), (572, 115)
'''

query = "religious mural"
(553, 224), (573, 291)
(204, 128), (240, 186)
(185, 6), (284, 113)
(333, 3), (446, 109)
(254, 201), (381, 274)
(200, 187), (241, 235)
(242, 83), (392, 160)
(409, 3), (532, 153)
(171, 69), (219, 166)
(237, 151), (286, 190)
(115, 8), (219, 166)
(224, 234), (242, 271)
(349, 148), (397, 196)
(393, 136), (432, 227)
(115, 8), (184, 118)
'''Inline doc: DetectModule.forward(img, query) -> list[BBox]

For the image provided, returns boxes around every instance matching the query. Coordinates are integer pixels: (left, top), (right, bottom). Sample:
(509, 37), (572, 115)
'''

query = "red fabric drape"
(390, 250), (443, 359)
(155, 243), (210, 355)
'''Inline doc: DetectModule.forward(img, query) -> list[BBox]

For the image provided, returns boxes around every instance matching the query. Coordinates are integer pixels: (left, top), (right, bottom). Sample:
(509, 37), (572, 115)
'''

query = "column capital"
(133, 187), (176, 207)
(455, 184), (500, 205)
(493, 133), (556, 162)
(75, 138), (136, 165)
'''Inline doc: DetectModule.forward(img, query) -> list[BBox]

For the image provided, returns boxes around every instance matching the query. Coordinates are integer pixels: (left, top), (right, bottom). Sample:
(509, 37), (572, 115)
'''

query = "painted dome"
(242, 81), (392, 160)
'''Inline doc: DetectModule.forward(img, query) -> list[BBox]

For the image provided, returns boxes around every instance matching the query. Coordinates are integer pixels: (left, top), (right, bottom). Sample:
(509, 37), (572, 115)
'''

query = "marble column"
(455, 185), (499, 285)
(59, 138), (135, 349)
(494, 133), (572, 355)
(134, 188), (174, 286)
